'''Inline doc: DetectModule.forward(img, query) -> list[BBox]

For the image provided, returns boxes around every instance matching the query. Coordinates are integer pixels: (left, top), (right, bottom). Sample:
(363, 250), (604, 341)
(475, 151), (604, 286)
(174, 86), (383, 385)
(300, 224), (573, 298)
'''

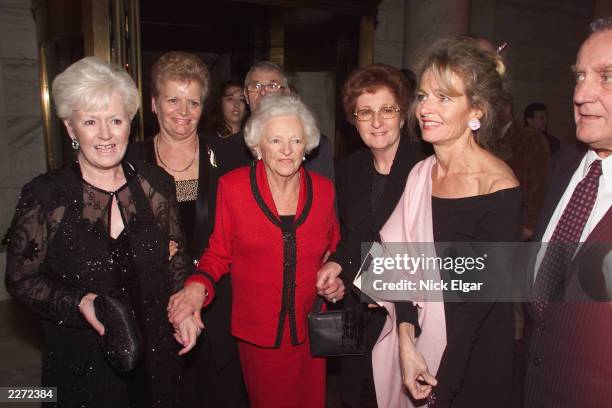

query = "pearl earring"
(468, 118), (481, 131)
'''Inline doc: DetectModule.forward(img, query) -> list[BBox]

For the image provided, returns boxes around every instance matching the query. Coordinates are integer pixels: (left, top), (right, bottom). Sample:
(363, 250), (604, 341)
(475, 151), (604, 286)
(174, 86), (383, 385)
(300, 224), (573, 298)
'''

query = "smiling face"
(415, 69), (482, 146)
(152, 79), (203, 141)
(573, 30), (612, 152)
(256, 115), (306, 180)
(354, 87), (404, 154)
(222, 85), (246, 128)
(64, 91), (130, 172)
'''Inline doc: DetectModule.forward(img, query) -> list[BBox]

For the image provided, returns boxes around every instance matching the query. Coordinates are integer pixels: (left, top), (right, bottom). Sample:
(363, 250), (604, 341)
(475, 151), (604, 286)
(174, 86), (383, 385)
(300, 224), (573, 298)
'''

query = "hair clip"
(496, 42), (509, 55)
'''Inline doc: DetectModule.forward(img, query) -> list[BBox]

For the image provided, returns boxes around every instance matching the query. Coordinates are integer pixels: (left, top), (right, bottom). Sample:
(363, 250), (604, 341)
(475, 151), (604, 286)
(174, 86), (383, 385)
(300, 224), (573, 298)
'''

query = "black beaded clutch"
(308, 296), (365, 357)
(94, 295), (142, 372)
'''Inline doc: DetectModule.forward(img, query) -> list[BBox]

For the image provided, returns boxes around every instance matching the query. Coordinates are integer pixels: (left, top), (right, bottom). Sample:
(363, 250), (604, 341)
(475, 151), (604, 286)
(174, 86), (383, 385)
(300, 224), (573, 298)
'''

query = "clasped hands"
(167, 240), (205, 355)
(316, 261), (346, 303)
(167, 282), (208, 355)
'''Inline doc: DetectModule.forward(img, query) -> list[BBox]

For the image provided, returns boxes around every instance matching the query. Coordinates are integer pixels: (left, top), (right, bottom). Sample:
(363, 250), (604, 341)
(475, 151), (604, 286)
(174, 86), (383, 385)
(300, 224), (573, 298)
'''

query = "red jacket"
(195, 161), (339, 348)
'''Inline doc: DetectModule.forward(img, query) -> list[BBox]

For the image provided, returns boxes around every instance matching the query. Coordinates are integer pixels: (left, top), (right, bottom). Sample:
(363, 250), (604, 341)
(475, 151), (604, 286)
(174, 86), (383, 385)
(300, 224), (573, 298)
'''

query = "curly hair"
(244, 94), (319, 157)
(52, 57), (140, 120)
(411, 36), (509, 153)
(150, 51), (210, 101)
(341, 63), (414, 125)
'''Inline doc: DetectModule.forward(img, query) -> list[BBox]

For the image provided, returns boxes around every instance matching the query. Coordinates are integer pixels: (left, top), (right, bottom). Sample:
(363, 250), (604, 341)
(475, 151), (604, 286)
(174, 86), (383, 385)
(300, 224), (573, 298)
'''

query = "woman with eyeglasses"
(315, 63), (424, 407)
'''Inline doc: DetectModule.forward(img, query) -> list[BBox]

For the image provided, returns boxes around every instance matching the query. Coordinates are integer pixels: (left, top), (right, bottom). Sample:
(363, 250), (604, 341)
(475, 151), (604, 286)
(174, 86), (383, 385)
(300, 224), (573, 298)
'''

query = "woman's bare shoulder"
(481, 151), (519, 193)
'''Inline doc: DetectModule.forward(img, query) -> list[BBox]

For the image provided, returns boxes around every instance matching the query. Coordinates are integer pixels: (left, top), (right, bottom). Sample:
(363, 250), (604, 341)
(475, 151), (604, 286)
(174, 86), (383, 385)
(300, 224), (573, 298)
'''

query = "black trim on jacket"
(249, 165), (313, 347)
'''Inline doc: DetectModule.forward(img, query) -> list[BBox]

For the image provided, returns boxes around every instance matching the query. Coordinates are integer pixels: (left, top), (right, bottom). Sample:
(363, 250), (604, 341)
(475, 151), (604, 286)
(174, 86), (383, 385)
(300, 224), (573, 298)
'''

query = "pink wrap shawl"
(370, 155), (447, 407)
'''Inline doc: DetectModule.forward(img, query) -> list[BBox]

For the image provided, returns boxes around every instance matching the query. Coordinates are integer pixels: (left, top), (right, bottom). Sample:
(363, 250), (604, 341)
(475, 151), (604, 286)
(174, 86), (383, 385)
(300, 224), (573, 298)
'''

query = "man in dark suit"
(524, 16), (612, 407)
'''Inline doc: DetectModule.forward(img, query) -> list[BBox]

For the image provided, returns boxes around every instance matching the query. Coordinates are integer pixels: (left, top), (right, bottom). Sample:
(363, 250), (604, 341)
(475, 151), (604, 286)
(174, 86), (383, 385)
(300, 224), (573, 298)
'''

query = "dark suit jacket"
(127, 134), (240, 370)
(524, 143), (612, 407)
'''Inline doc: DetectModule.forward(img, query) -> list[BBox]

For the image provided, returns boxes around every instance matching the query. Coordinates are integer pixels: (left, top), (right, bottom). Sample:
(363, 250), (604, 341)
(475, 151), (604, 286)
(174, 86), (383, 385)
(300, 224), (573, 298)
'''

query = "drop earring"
(71, 138), (80, 151)
(468, 118), (481, 131)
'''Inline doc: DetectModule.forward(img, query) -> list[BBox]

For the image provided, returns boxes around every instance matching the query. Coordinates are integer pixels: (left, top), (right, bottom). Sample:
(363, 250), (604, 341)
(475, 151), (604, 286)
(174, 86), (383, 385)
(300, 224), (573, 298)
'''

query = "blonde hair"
(151, 51), (210, 101)
(412, 36), (508, 152)
(52, 57), (140, 120)
(244, 94), (319, 157)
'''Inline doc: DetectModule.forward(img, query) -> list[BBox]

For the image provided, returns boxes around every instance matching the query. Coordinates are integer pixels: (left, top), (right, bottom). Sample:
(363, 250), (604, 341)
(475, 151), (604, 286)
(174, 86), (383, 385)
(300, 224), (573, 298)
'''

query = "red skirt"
(238, 324), (325, 408)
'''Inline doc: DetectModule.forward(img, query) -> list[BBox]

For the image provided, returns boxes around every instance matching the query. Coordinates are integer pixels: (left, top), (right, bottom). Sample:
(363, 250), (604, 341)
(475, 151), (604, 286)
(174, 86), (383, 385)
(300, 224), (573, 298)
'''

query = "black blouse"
(397, 187), (522, 408)
(4, 160), (194, 407)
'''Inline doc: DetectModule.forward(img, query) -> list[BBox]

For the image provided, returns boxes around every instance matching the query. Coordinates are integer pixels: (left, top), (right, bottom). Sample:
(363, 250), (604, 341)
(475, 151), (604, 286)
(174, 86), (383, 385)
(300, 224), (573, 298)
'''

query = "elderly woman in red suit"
(167, 94), (344, 407)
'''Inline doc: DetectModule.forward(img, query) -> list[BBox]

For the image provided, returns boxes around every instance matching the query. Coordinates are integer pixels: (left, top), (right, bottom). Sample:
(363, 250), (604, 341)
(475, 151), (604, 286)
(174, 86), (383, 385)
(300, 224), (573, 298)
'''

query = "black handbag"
(94, 295), (143, 372)
(307, 296), (365, 357)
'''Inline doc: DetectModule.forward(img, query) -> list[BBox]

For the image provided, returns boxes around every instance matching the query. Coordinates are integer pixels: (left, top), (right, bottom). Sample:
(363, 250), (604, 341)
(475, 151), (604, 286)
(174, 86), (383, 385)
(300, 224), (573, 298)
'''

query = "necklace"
(155, 135), (198, 173)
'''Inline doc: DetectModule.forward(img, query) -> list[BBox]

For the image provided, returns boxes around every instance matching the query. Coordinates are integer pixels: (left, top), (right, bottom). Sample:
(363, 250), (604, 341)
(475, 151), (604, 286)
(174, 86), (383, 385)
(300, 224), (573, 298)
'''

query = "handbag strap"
(310, 296), (325, 314)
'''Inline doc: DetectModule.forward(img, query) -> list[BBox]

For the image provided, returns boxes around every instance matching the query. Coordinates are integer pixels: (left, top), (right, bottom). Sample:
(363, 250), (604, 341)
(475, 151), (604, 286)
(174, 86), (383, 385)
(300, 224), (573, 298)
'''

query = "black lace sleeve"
(4, 180), (87, 328)
(139, 164), (194, 294)
(166, 185), (194, 293)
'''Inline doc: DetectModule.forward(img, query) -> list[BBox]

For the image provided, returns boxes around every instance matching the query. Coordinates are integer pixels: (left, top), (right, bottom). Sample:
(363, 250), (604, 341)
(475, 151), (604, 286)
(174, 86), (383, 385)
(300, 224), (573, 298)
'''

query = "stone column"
(403, 0), (471, 68)
(0, 0), (46, 300)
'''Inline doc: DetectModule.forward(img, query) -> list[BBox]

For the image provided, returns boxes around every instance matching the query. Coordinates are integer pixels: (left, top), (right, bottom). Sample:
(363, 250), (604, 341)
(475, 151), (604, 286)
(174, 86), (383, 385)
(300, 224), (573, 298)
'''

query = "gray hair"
(52, 57), (140, 120)
(590, 16), (612, 34)
(244, 94), (320, 156)
(245, 61), (289, 88)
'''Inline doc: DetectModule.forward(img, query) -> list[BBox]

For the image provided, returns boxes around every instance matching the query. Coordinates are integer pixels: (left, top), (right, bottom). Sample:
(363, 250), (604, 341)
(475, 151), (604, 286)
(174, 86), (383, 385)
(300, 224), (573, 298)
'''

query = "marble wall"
(373, 0), (406, 67)
(0, 0), (46, 301)
(471, 0), (594, 144)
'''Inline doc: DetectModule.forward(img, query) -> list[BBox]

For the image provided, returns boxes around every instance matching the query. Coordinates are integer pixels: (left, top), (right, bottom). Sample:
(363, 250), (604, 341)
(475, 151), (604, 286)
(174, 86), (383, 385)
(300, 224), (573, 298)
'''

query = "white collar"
(584, 149), (612, 188)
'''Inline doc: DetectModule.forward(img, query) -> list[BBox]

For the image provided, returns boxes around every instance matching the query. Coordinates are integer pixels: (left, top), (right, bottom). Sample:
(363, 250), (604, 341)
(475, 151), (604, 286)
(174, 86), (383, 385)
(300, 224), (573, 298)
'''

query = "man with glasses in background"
(232, 61), (334, 180)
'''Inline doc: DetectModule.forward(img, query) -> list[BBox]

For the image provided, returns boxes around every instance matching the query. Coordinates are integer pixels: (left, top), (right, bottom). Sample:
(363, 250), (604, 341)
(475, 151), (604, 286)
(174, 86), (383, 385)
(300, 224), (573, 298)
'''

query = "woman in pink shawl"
(374, 37), (522, 407)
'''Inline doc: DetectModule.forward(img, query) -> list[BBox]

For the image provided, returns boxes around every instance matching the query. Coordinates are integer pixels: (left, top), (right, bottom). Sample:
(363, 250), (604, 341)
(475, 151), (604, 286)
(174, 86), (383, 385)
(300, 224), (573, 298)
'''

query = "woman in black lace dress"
(4, 57), (200, 407)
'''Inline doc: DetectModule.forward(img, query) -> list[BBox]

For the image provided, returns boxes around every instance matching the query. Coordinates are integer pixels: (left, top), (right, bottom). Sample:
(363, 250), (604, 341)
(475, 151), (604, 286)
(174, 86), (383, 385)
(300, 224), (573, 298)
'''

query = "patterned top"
(176, 179), (198, 202)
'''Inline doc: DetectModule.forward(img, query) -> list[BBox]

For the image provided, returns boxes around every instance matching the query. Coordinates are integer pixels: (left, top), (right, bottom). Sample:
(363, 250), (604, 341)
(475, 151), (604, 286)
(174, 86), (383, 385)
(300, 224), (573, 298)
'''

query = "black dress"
(398, 187), (522, 408)
(127, 135), (248, 408)
(4, 161), (194, 408)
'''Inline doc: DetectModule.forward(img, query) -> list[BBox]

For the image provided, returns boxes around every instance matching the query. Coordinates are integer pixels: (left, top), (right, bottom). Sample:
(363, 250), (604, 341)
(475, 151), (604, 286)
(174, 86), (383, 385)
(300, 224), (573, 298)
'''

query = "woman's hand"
(398, 322), (437, 400)
(78, 293), (105, 336)
(167, 283), (207, 328)
(174, 315), (202, 356)
(168, 240), (178, 261)
(316, 262), (345, 303)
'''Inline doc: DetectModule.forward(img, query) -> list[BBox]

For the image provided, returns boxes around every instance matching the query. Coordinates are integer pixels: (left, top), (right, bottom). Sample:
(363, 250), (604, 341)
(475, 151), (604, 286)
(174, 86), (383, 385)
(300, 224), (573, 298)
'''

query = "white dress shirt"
(534, 150), (612, 278)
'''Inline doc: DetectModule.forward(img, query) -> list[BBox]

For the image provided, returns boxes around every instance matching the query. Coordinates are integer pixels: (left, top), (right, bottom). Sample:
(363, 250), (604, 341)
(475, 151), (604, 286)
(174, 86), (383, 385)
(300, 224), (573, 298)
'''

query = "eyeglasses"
(246, 82), (285, 93)
(353, 105), (401, 121)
